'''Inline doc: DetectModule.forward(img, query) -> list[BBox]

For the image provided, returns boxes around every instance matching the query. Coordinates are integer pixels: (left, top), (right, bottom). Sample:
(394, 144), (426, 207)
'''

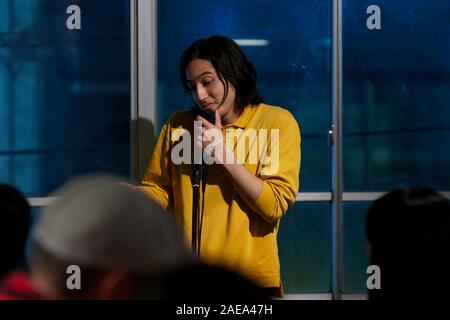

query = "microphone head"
(193, 107), (216, 125)
(192, 107), (216, 171)
(201, 109), (216, 125)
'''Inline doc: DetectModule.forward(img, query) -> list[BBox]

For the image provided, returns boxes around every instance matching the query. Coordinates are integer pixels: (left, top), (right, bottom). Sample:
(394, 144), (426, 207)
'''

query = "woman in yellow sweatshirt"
(141, 35), (301, 297)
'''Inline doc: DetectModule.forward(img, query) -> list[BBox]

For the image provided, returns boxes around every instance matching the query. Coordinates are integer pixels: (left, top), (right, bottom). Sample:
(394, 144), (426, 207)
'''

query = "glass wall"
(343, 0), (450, 191)
(0, 0), (131, 197)
(279, 202), (331, 293)
(343, 0), (450, 293)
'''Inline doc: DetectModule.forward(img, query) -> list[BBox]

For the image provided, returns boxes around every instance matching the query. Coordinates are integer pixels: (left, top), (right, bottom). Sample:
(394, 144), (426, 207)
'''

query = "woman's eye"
(203, 80), (212, 86)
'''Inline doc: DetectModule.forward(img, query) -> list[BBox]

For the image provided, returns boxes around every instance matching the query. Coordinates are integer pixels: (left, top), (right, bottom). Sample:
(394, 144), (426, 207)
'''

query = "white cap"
(32, 174), (194, 276)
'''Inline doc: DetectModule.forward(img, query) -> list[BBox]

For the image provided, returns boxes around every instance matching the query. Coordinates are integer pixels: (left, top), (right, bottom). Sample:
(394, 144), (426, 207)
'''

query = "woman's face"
(186, 59), (237, 124)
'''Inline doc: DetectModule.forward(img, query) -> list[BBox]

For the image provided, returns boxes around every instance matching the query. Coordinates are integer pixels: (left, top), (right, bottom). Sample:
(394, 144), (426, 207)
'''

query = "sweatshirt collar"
(224, 104), (258, 129)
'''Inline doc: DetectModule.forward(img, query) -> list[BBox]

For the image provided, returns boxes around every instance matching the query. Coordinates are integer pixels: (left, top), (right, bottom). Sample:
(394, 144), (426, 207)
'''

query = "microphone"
(192, 107), (216, 189)
(190, 107), (216, 256)
(193, 107), (216, 126)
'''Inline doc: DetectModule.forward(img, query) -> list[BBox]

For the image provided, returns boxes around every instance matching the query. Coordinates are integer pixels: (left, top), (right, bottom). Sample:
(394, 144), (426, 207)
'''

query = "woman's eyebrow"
(188, 71), (214, 82)
(198, 71), (214, 77)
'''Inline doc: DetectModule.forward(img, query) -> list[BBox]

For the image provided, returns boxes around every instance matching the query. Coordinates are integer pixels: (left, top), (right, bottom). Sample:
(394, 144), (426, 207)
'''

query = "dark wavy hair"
(180, 35), (263, 113)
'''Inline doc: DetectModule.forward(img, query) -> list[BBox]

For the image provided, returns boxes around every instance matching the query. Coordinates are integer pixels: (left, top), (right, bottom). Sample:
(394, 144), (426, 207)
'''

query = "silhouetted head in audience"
(28, 174), (196, 299)
(0, 184), (31, 279)
(164, 263), (270, 301)
(366, 187), (450, 300)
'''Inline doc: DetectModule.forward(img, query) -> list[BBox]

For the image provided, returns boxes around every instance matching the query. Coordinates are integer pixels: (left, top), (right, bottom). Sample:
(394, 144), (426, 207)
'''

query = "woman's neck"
(221, 108), (241, 126)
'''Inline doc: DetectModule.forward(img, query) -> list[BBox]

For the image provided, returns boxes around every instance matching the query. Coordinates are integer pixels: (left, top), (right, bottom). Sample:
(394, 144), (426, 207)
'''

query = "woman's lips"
(203, 103), (216, 111)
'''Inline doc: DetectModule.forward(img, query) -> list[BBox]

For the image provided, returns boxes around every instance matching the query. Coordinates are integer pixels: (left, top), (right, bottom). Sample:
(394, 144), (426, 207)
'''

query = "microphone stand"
(190, 107), (215, 257)
(191, 164), (201, 256)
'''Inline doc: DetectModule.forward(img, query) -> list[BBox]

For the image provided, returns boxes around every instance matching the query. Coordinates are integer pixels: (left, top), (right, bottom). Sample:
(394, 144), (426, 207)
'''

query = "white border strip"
(27, 197), (57, 207)
(137, 0), (157, 129)
(332, 0), (344, 300)
(282, 294), (333, 300)
(279, 293), (333, 300)
(343, 192), (386, 201)
(282, 293), (367, 300)
(343, 192), (450, 201)
(296, 193), (332, 201)
(441, 192), (450, 199)
(130, 0), (139, 183)
(233, 39), (269, 46)
(28, 192), (449, 208)
(341, 293), (368, 300)
(135, 0), (157, 182)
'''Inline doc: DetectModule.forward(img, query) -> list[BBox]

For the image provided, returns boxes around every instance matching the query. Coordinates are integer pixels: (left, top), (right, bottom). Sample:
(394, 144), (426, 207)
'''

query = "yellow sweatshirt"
(141, 103), (301, 291)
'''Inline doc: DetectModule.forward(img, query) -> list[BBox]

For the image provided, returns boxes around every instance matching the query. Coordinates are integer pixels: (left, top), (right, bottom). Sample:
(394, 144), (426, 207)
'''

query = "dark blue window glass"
(0, 0), (131, 197)
(279, 202), (331, 293)
(343, 0), (450, 294)
(343, 0), (450, 191)
(342, 202), (371, 293)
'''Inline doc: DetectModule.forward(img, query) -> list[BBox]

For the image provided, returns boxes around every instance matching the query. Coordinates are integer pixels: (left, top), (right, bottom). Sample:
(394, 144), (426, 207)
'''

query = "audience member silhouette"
(1, 175), (195, 299)
(366, 187), (450, 300)
(163, 263), (270, 301)
(0, 184), (31, 280)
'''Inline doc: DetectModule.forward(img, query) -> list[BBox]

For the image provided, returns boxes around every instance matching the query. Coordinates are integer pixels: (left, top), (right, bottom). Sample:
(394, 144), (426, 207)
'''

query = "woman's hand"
(195, 109), (234, 165)
(195, 109), (263, 204)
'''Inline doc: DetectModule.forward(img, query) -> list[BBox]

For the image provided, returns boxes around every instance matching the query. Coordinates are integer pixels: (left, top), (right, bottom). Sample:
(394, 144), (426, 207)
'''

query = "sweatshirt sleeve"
(249, 115), (301, 224)
(140, 123), (173, 211)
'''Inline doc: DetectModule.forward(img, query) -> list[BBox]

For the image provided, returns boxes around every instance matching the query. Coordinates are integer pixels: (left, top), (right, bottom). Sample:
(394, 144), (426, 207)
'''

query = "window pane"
(343, 0), (450, 191)
(342, 202), (371, 293)
(0, 0), (131, 196)
(157, 0), (332, 191)
(279, 202), (331, 293)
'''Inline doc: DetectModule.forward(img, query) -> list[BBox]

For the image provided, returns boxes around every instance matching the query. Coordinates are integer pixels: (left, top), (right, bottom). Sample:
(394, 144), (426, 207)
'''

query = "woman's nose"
(195, 85), (207, 101)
